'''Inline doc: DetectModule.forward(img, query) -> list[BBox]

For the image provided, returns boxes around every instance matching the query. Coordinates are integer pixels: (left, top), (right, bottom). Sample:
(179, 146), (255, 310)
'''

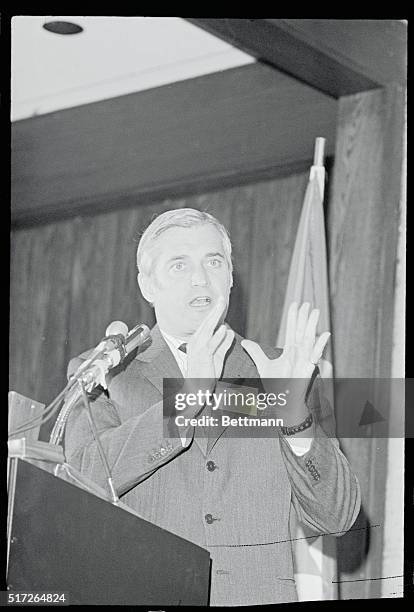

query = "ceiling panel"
(11, 16), (255, 121)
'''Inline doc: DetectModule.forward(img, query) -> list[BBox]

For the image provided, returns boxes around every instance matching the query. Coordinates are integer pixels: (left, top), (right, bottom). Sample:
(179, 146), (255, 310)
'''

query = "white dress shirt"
(159, 328), (312, 456)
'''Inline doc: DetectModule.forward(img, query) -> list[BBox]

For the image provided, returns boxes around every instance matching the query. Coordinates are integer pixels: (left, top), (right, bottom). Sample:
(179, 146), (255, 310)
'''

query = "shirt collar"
(159, 328), (188, 352)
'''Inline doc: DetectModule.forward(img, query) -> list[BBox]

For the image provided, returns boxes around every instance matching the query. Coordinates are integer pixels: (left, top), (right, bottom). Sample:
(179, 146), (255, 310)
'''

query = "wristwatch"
(280, 413), (313, 436)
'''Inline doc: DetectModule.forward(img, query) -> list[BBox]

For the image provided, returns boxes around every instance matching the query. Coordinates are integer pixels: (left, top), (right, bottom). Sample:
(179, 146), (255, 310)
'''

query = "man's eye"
(207, 259), (222, 268)
(171, 262), (186, 271)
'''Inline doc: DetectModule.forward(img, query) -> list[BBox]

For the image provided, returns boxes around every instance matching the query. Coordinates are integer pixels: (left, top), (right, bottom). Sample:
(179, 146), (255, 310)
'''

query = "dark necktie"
(178, 343), (187, 354)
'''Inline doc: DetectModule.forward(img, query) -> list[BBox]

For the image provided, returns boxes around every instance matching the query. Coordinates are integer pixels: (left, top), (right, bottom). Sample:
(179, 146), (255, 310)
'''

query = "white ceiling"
(11, 16), (255, 122)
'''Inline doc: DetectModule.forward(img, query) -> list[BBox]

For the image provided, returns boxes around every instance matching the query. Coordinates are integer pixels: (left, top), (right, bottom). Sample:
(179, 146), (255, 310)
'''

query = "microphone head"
(125, 324), (151, 353)
(105, 320), (129, 338)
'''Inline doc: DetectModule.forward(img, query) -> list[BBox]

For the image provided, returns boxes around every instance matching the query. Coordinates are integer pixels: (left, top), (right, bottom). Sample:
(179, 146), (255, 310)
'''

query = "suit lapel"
(135, 324), (183, 394)
(136, 324), (209, 454)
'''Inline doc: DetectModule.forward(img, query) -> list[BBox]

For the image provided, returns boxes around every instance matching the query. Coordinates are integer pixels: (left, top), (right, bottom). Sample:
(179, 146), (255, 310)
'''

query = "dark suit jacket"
(64, 325), (361, 606)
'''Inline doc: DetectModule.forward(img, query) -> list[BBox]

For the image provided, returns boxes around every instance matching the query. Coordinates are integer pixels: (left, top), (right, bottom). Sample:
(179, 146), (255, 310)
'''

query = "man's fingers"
(303, 308), (320, 352)
(295, 302), (310, 343)
(207, 324), (227, 354)
(214, 329), (235, 361)
(212, 329), (235, 380)
(304, 308), (319, 339)
(284, 302), (298, 348)
(310, 332), (331, 364)
(220, 329), (235, 355)
(241, 339), (269, 373)
(193, 296), (226, 343)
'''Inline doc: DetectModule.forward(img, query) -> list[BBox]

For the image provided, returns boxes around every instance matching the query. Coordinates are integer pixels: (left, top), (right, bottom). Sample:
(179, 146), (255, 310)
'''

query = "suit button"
(207, 461), (217, 471)
(205, 514), (214, 524)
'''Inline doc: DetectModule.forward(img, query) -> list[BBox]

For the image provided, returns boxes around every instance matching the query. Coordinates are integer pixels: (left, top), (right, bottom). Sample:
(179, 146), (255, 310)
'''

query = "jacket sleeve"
(64, 357), (193, 497)
(278, 375), (361, 536)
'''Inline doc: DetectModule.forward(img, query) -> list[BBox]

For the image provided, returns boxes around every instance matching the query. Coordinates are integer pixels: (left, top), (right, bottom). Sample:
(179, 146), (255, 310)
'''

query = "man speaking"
(65, 208), (360, 606)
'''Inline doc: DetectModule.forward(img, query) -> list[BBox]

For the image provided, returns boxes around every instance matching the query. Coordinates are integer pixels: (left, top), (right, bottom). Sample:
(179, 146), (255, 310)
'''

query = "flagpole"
(313, 137), (326, 167)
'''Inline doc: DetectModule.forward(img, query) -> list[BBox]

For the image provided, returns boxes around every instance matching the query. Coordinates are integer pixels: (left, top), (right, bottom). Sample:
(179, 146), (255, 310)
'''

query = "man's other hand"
(241, 302), (330, 382)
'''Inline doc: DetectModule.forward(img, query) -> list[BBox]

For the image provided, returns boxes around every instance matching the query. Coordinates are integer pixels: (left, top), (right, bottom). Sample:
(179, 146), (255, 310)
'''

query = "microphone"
(95, 320), (129, 354)
(122, 323), (151, 356)
(70, 320), (129, 380)
(103, 323), (151, 368)
(75, 322), (151, 391)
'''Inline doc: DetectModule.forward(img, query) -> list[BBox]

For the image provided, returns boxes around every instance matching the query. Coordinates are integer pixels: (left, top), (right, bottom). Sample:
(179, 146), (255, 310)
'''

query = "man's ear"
(137, 272), (155, 304)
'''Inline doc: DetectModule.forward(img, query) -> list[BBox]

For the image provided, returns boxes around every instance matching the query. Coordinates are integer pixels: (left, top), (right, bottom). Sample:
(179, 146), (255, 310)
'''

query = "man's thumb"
(241, 340), (268, 371)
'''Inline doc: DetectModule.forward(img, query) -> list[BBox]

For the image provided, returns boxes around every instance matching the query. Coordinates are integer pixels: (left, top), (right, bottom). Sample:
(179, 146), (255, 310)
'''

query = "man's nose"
(191, 265), (209, 286)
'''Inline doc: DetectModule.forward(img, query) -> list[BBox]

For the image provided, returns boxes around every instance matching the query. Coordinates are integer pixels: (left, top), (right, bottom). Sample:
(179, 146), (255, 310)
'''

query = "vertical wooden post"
(328, 83), (404, 598)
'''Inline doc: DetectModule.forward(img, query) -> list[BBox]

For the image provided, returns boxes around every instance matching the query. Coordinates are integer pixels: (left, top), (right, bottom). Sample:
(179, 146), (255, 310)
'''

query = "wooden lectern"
(7, 393), (211, 606)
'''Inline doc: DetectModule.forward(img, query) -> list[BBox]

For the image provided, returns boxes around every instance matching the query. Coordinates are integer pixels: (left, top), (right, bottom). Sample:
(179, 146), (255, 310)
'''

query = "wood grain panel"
(246, 174), (308, 346)
(328, 84), (404, 598)
(10, 220), (75, 407)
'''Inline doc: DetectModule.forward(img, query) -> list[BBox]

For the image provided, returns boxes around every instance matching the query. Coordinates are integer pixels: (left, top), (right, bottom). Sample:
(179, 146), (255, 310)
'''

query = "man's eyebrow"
(165, 252), (224, 264)
(166, 255), (189, 263)
(205, 252), (225, 258)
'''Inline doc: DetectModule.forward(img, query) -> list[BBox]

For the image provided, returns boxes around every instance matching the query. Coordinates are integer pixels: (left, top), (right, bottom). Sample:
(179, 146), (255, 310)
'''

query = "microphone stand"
(77, 380), (119, 505)
(8, 322), (151, 569)
(8, 323), (153, 574)
(49, 348), (123, 503)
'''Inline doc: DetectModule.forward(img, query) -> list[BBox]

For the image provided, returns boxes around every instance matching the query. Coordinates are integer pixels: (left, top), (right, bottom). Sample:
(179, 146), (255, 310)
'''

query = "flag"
(277, 137), (338, 600)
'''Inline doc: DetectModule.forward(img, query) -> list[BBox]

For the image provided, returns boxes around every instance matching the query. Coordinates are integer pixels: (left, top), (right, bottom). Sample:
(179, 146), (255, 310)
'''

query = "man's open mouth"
(189, 296), (212, 307)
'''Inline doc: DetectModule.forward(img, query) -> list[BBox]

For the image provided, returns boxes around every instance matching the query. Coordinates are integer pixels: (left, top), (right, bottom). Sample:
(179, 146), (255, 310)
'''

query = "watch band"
(280, 413), (313, 436)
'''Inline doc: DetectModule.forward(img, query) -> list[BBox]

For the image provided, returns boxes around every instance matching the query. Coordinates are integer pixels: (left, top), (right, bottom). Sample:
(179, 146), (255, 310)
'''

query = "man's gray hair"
(137, 208), (233, 276)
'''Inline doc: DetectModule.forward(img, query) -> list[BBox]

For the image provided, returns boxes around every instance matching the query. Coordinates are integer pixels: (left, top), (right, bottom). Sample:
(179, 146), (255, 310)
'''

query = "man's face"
(139, 224), (232, 338)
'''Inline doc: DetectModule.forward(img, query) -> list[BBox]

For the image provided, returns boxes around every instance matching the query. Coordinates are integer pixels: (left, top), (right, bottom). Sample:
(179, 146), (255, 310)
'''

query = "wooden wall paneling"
(226, 186), (256, 336)
(110, 206), (149, 329)
(246, 173), (308, 347)
(328, 84), (404, 598)
(10, 220), (76, 407)
(245, 181), (279, 345)
(11, 63), (337, 226)
(330, 93), (386, 377)
(68, 204), (159, 358)
(247, 184), (278, 346)
(67, 212), (121, 358)
(10, 229), (32, 396)
(265, 173), (310, 347)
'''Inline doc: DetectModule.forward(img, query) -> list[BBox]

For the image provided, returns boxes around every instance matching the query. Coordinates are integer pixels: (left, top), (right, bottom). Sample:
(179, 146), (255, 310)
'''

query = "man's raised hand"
(241, 302), (330, 382)
(186, 296), (235, 381)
